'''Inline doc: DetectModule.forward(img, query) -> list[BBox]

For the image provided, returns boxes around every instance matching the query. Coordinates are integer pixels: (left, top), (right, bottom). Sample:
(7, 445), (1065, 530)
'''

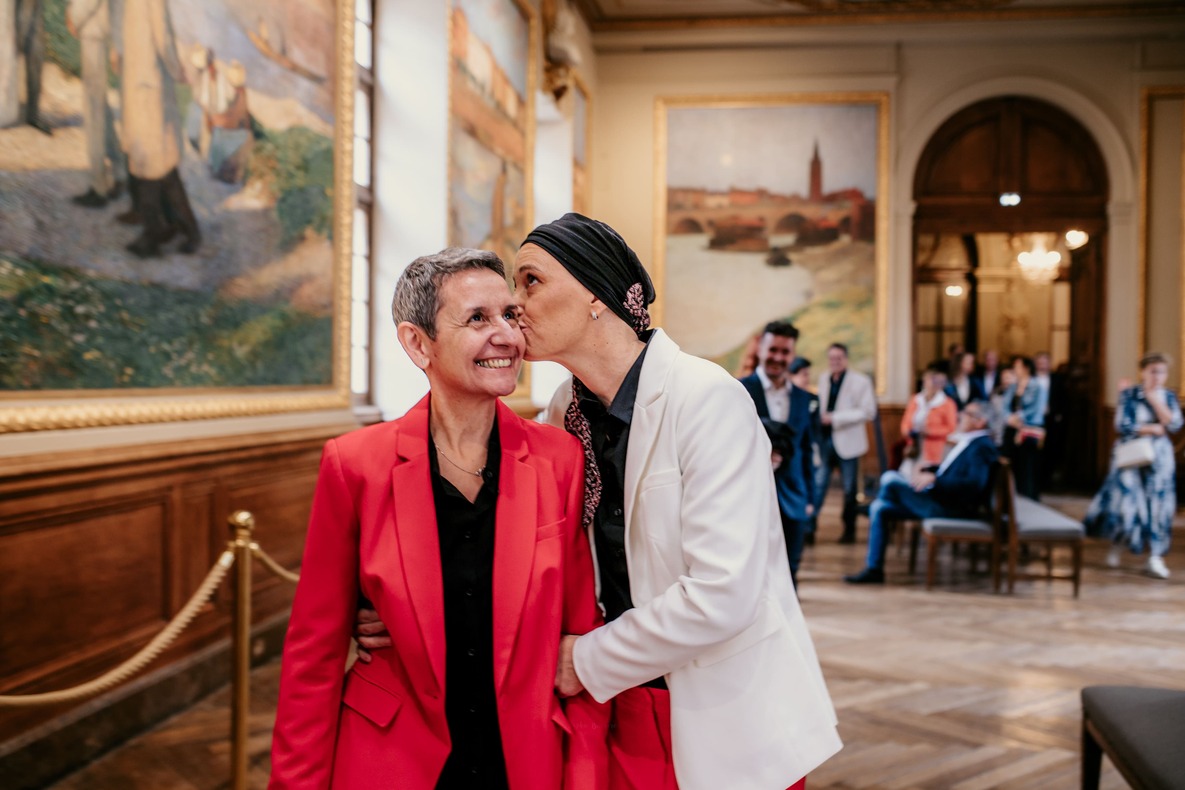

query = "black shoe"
(72, 188), (108, 208)
(844, 567), (884, 584)
(837, 533), (856, 545)
(28, 118), (52, 135)
(126, 235), (161, 258)
(179, 233), (201, 254)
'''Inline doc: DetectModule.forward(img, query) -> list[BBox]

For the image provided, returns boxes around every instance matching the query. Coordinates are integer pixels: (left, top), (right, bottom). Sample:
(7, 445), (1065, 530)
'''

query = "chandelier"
(1017, 235), (1061, 283)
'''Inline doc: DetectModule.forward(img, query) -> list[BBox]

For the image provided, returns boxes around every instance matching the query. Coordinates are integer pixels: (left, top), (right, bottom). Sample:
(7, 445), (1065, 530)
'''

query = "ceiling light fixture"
(999, 192), (1021, 207)
(1017, 235), (1061, 283)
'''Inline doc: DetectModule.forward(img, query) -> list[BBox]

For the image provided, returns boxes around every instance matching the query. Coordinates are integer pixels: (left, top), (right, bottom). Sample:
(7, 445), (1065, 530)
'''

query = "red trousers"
(609, 686), (807, 790)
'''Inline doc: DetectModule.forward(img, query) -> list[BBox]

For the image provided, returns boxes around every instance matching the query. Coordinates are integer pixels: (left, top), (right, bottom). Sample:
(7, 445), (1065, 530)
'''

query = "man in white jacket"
(815, 343), (878, 544)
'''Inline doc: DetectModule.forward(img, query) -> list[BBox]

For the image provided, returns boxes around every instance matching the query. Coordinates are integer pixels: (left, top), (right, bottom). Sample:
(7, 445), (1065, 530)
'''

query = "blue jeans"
(865, 471), (948, 570)
(814, 437), (861, 534)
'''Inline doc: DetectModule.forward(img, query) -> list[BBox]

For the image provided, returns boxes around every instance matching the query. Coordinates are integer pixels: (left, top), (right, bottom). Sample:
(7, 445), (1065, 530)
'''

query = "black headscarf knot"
(522, 212), (655, 334)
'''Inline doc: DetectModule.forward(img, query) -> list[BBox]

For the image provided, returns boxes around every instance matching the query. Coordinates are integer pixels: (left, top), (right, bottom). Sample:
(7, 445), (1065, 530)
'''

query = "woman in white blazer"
(519, 214), (841, 790)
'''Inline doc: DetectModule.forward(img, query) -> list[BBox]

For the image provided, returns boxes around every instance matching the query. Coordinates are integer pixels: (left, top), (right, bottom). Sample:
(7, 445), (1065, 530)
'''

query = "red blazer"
(269, 396), (608, 789)
(901, 395), (959, 465)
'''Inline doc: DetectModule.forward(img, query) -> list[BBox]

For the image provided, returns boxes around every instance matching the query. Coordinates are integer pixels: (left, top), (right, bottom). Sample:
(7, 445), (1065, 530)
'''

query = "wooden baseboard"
(0, 614), (289, 790)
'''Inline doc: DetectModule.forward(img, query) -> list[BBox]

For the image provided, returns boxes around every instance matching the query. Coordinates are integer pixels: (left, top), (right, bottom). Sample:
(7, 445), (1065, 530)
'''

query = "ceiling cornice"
(575, 2), (1185, 33)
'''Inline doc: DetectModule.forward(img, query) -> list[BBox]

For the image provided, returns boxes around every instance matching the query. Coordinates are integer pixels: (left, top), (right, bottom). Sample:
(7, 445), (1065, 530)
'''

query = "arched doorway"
(912, 96), (1109, 489)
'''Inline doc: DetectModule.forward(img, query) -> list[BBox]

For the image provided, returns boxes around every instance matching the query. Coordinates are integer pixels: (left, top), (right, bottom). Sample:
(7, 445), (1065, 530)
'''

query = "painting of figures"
(657, 95), (888, 383)
(0, 0), (349, 406)
(447, 0), (535, 271)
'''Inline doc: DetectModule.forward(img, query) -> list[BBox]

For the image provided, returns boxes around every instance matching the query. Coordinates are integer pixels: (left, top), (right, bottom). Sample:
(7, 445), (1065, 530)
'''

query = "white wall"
(371, 0), (449, 419)
(588, 19), (1185, 405)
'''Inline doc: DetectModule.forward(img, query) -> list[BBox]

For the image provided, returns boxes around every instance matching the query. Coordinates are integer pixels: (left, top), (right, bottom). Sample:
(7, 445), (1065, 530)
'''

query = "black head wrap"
(522, 213), (655, 334)
(521, 213), (656, 530)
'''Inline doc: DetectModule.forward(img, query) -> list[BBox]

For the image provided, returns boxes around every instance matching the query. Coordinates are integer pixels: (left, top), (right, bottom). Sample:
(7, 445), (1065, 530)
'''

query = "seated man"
(845, 400), (999, 584)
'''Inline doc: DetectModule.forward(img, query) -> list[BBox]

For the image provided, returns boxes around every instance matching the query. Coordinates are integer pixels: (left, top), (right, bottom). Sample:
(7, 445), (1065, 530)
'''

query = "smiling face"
(405, 269), (525, 399)
(758, 332), (795, 386)
(512, 243), (599, 363)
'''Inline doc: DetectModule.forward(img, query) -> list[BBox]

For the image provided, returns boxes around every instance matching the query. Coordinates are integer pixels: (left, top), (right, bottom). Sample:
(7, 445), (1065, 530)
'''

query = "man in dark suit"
(845, 400), (999, 584)
(740, 321), (819, 586)
(973, 348), (1001, 398)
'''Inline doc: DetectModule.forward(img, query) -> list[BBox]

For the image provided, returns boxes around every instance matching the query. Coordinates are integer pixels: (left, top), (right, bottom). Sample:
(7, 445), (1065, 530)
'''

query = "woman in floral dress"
(1085, 352), (1182, 579)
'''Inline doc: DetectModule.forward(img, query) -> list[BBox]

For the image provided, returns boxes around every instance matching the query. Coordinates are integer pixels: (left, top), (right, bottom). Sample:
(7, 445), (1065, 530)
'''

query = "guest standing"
(740, 321), (820, 586)
(1001, 356), (1048, 500)
(1085, 352), (1182, 579)
(902, 364), (958, 469)
(815, 343), (877, 543)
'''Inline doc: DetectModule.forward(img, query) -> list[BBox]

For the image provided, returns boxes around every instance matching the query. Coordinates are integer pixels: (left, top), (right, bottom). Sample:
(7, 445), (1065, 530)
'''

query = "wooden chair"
(1002, 463), (1085, 597)
(919, 459), (1006, 591)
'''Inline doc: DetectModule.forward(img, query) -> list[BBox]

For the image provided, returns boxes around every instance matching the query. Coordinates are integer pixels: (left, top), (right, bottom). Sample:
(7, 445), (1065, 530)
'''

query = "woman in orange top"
(901, 365), (959, 467)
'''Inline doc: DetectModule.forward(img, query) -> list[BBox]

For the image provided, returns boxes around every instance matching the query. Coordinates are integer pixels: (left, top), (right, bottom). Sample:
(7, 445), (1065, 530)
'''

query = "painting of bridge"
(655, 96), (888, 384)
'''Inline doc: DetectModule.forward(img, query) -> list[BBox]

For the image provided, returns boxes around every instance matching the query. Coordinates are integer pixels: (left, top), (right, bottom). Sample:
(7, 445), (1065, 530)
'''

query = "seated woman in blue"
(1001, 356), (1049, 500)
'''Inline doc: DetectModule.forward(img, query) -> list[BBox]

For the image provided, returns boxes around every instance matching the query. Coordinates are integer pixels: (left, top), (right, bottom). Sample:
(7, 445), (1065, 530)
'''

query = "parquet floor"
(45, 494), (1184, 789)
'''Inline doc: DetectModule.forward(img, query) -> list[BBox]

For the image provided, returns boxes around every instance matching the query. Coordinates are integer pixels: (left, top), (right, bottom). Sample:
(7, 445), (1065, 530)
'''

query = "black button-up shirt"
(580, 331), (666, 690)
(429, 424), (508, 790)
(823, 369), (846, 439)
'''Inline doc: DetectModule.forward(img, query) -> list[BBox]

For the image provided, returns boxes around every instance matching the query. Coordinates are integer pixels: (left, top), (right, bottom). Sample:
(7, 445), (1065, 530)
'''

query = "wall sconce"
(1064, 229), (1089, 250)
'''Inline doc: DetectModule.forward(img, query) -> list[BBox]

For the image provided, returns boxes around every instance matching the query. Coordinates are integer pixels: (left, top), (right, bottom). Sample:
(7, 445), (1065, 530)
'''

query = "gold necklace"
(434, 442), (485, 478)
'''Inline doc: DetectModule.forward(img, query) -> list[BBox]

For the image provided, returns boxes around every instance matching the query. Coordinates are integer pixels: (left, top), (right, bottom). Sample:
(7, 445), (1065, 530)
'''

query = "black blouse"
(429, 423), (508, 790)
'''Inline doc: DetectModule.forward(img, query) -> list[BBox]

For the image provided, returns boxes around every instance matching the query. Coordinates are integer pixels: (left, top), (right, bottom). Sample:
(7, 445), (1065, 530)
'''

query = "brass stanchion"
(229, 510), (255, 790)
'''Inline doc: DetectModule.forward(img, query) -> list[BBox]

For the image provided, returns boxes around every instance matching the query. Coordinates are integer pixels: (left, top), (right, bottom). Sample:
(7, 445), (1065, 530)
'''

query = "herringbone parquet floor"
(46, 494), (1184, 789)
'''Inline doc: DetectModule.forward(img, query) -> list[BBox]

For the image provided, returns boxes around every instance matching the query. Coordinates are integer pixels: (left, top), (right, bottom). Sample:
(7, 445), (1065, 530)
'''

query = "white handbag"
(1114, 436), (1156, 469)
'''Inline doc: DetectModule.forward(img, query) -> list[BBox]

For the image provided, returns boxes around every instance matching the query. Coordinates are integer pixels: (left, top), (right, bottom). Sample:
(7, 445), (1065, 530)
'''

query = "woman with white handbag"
(1085, 352), (1183, 579)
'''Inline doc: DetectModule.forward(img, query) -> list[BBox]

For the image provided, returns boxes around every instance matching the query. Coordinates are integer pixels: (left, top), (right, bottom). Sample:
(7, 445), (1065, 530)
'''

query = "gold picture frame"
(1138, 85), (1185, 381)
(571, 71), (591, 214)
(0, 0), (356, 433)
(653, 92), (890, 391)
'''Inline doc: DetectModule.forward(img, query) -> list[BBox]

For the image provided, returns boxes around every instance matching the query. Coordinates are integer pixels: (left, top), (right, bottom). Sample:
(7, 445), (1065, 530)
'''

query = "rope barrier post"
(229, 510), (255, 790)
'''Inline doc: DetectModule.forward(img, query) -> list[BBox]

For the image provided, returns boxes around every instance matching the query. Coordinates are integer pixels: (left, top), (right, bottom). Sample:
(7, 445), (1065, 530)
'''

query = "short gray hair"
(964, 399), (995, 426)
(391, 247), (505, 338)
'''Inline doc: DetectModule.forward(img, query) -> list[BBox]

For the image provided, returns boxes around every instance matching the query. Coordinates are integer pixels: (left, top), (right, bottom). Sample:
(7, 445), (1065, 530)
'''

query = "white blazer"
(816, 368), (877, 460)
(569, 330), (841, 790)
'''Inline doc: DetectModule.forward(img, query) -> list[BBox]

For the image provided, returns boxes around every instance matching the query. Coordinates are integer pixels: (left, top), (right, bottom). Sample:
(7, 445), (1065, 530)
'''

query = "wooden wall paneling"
(0, 425), (350, 767)
(178, 481), (217, 618)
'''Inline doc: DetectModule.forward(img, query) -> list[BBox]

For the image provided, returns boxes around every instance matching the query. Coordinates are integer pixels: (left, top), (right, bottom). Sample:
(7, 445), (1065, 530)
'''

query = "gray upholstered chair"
(1081, 685), (1185, 790)
(919, 459), (1005, 591)
(1003, 470), (1085, 597)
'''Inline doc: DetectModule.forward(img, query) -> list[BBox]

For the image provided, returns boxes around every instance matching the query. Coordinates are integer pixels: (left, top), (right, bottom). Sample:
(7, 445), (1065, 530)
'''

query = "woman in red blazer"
(901, 366), (959, 467)
(269, 248), (608, 789)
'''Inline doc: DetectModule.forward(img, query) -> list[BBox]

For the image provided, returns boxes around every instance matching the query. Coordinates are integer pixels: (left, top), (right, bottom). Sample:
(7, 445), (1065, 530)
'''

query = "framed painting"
(653, 93), (889, 390)
(571, 71), (589, 214)
(447, 0), (539, 403)
(0, 0), (355, 432)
